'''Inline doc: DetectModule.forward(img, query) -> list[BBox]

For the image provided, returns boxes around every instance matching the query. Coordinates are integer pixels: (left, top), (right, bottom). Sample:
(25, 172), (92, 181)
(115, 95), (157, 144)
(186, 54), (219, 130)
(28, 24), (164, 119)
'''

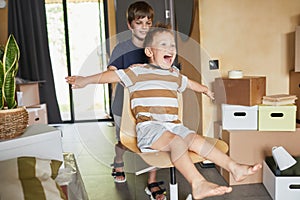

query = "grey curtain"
(8, 0), (62, 124)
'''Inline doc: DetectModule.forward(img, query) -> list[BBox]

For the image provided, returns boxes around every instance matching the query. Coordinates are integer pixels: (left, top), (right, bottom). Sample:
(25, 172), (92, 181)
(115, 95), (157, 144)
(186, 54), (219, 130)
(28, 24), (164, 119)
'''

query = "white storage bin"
(263, 159), (300, 200)
(222, 104), (258, 130)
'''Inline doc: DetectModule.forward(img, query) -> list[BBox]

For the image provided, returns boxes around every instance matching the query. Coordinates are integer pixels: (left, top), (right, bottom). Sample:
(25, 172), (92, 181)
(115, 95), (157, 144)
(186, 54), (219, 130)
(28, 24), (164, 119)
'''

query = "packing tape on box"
(228, 70), (243, 79)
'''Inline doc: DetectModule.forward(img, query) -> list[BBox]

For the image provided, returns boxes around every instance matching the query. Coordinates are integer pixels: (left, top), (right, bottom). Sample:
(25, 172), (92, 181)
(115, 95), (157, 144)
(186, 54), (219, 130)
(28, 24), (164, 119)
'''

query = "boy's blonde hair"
(143, 23), (173, 48)
(127, 1), (154, 25)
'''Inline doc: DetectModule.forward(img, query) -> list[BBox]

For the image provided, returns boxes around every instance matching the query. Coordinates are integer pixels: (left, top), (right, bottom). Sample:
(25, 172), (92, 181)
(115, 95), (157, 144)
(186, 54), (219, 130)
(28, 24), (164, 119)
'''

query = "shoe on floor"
(145, 181), (167, 200)
(111, 160), (126, 183)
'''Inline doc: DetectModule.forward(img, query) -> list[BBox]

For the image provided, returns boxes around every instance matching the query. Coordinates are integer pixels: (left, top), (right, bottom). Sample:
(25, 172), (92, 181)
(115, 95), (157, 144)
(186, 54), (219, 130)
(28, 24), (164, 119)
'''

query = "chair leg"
(169, 167), (178, 200)
(169, 167), (193, 200)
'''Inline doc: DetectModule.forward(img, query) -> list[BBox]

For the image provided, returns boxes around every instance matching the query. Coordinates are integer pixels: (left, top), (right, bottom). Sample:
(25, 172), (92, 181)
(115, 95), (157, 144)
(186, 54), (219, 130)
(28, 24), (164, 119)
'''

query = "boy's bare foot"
(192, 180), (232, 199)
(230, 163), (262, 182)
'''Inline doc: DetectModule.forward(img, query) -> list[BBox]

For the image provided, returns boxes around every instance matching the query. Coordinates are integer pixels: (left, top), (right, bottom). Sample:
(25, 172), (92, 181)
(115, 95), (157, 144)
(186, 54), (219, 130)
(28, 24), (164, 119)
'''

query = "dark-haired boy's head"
(127, 1), (154, 25)
(126, 1), (154, 42)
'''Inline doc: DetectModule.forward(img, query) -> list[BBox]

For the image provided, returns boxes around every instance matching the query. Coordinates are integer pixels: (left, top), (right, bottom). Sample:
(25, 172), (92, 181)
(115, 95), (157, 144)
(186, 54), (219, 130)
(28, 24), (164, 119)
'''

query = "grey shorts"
(136, 121), (195, 152)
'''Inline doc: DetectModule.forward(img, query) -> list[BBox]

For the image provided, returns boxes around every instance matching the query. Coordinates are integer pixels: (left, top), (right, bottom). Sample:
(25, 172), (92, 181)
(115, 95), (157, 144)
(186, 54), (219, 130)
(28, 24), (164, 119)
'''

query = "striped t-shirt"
(115, 64), (188, 124)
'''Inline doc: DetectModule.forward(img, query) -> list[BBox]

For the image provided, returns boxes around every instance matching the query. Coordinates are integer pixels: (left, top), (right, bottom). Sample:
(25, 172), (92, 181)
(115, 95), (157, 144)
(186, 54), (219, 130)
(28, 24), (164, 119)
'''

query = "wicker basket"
(0, 107), (29, 140)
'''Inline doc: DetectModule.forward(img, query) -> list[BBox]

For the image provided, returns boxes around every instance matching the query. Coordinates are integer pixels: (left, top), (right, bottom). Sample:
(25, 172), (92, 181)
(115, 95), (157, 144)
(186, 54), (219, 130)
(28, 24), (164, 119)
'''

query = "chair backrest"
(119, 88), (139, 153)
(120, 88), (137, 137)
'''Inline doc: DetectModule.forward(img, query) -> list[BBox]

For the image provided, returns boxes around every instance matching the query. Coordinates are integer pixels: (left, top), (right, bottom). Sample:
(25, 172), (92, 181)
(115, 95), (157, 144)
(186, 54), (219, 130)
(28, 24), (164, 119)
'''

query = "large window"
(45, 0), (109, 122)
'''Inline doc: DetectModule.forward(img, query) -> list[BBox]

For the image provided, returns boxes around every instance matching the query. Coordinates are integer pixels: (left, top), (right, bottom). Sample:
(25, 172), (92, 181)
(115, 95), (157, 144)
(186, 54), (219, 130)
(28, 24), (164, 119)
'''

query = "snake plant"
(0, 34), (20, 110)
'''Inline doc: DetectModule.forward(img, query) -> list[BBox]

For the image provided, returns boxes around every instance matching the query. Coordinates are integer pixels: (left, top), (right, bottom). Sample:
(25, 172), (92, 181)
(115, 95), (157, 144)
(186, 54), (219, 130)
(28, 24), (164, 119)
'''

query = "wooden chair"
(120, 88), (228, 200)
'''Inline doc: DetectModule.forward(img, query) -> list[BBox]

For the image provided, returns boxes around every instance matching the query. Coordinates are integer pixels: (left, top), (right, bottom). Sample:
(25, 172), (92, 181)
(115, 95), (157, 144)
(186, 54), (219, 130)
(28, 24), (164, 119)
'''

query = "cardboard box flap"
(263, 94), (298, 102)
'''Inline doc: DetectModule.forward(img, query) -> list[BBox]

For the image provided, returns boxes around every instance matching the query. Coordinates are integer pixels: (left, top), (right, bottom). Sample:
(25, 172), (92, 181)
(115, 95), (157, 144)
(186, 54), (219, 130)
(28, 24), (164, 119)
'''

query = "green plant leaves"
(0, 34), (20, 109)
(0, 60), (4, 109)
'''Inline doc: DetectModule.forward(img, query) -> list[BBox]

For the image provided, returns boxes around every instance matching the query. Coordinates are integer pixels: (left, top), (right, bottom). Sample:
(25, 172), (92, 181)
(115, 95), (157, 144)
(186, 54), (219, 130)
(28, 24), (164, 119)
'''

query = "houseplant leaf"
(2, 35), (20, 109)
(0, 60), (4, 109)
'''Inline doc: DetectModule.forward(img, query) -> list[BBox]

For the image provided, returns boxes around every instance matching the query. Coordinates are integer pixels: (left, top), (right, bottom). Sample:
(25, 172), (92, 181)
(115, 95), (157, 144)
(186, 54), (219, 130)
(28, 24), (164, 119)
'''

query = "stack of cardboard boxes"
(290, 26), (300, 123)
(16, 81), (48, 125)
(215, 76), (297, 132)
(258, 25), (300, 200)
(215, 76), (265, 131)
(211, 25), (300, 200)
(213, 75), (300, 199)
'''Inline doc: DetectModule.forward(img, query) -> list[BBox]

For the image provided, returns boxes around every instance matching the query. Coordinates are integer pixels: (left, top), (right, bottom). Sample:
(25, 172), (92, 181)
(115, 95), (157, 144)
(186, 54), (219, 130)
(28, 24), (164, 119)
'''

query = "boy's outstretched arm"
(65, 70), (120, 89)
(187, 79), (215, 100)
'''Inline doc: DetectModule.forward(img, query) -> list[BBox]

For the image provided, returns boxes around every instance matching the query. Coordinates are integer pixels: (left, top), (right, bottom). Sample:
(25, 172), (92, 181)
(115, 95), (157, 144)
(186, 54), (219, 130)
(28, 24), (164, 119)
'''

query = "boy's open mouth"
(164, 55), (173, 64)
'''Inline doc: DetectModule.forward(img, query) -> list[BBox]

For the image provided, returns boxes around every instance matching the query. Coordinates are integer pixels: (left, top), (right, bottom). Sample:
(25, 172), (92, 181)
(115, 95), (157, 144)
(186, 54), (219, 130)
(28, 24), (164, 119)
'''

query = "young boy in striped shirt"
(66, 24), (262, 200)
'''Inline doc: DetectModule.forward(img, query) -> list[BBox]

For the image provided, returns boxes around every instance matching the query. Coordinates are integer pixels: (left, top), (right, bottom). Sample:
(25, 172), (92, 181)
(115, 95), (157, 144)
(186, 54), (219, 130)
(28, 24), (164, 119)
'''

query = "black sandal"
(111, 160), (126, 183)
(145, 181), (167, 200)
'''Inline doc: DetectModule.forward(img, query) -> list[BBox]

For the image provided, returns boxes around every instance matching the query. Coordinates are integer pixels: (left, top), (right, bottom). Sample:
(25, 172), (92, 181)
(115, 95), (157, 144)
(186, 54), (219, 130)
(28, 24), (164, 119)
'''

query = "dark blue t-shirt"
(108, 39), (148, 116)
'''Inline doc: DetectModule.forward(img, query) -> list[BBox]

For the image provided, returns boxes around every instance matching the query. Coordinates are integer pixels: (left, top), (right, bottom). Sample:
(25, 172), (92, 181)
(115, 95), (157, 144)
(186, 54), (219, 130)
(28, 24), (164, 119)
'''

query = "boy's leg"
(146, 170), (167, 200)
(184, 133), (262, 182)
(151, 131), (232, 199)
(111, 114), (126, 183)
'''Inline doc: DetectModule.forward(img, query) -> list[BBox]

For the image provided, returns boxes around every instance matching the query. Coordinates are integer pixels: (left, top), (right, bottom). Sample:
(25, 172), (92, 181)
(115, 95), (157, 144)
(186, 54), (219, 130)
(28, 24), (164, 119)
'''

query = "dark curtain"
(8, 0), (62, 124)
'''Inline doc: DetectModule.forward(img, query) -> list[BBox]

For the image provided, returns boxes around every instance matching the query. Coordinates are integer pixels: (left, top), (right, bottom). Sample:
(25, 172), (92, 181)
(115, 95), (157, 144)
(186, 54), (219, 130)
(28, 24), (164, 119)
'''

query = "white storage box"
(222, 104), (258, 130)
(263, 158), (300, 200)
(0, 124), (63, 161)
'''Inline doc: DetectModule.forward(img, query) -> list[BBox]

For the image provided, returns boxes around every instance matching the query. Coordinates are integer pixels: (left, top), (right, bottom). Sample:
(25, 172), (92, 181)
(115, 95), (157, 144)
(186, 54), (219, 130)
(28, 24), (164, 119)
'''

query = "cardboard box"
(27, 104), (48, 125)
(258, 105), (297, 131)
(214, 76), (266, 106)
(222, 104), (258, 130)
(16, 82), (40, 107)
(0, 124), (63, 161)
(220, 129), (300, 185)
(290, 71), (300, 121)
(263, 158), (300, 200)
(295, 26), (300, 72)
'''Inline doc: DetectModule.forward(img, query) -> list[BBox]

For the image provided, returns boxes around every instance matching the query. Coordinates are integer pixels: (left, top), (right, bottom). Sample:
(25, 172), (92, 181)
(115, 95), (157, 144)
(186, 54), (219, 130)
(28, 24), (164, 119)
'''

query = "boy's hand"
(65, 76), (87, 89)
(204, 90), (215, 101)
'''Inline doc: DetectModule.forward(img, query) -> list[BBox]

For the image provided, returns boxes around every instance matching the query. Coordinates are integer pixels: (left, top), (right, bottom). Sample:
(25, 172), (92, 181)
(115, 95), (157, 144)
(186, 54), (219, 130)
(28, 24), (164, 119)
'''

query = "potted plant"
(0, 34), (28, 140)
